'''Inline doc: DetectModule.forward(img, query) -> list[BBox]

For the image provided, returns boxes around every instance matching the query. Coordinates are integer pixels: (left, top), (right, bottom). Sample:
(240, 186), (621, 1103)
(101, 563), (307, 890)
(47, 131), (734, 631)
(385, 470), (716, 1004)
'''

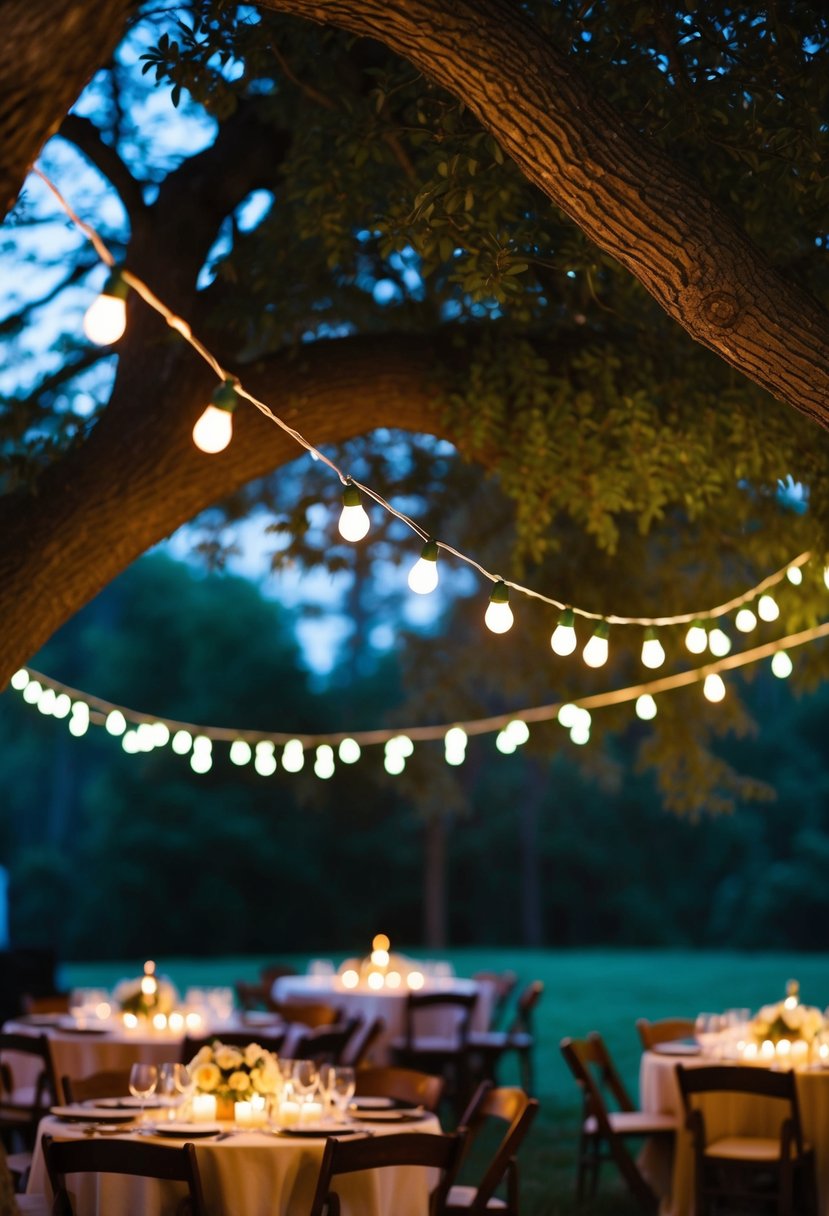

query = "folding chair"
(62, 1068), (132, 1104)
(635, 1017), (696, 1050)
(467, 982), (544, 1094)
(445, 1081), (539, 1214)
(560, 1033), (676, 1214)
(0, 1033), (57, 1149)
(43, 1133), (207, 1216)
(355, 1066), (445, 1113)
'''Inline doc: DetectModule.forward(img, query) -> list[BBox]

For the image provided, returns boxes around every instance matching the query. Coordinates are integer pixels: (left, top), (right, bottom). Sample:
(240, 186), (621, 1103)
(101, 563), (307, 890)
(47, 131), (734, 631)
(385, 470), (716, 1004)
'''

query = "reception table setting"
(639, 980), (829, 1215)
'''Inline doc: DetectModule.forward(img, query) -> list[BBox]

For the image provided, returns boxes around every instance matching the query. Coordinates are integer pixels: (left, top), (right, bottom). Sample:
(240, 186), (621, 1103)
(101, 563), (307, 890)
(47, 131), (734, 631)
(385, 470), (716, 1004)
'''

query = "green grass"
(61, 948), (829, 1216)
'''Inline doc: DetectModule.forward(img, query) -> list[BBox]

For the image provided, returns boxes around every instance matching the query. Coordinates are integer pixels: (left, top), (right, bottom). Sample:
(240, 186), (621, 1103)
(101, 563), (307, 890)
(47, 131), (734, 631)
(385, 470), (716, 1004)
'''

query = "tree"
(1, 0), (827, 708)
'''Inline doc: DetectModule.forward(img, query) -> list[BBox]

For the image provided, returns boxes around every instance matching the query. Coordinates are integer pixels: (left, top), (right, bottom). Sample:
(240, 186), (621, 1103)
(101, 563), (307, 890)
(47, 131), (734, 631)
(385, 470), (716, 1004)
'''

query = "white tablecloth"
(272, 976), (491, 1064)
(640, 1049), (829, 1215)
(28, 1112), (442, 1216)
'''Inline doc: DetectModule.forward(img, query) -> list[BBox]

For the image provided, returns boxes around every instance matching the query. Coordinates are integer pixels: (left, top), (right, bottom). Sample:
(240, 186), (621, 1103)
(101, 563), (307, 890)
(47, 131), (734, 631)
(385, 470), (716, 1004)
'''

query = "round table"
(640, 1048), (829, 1215)
(271, 976), (492, 1064)
(28, 1110), (442, 1216)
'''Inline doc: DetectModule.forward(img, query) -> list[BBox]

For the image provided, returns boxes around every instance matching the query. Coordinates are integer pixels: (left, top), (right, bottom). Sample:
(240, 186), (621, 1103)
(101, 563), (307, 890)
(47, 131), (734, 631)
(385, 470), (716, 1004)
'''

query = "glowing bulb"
(550, 608), (577, 656)
(583, 622), (609, 668)
(708, 627), (732, 657)
(282, 739), (305, 773)
(190, 749), (212, 774)
(505, 719), (529, 746)
(735, 608), (757, 633)
(485, 581), (513, 634)
(105, 710), (127, 736)
(408, 539), (439, 594)
(192, 381), (238, 455)
(703, 673), (726, 702)
(373, 934), (390, 951)
(136, 723), (156, 751)
(757, 594), (779, 622)
(230, 740), (252, 766)
(384, 751), (405, 775)
(172, 729), (192, 755)
(771, 651), (793, 679)
(151, 722), (170, 747)
(122, 731), (140, 753)
(23, 681), (42, 704)
(10, 670), (29, 691)
(253, 741), (276, 776)
(496, 731), (516, 754)
(641, 628), (665, 669)
(341, 969), (359, 989)
(338, 738), (361, 764)
(685, 623), (707, 654)
(315, 744), (335, 779)
(367, 971), (384, 990)
(635, 694), (657, 721)
(338, 483), (370, 542)
(53, 693), (71, 719)
(787, 566), (803, 585)
(570, 724), (590, 746)
(387, 734), (414, 757)
(37, 688), (56, 715)
(557, 703), (579, 729)
(386, 971), (401, 988)
(83, 270), (128, 344)
(407, 971), (425, 990)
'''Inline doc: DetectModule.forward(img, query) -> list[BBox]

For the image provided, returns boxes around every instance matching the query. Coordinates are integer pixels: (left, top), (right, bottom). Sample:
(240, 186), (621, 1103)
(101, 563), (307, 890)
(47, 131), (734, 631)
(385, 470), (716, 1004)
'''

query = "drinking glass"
(291, 1060), (318, 1113)
(158, 1062), (192, 1121)
(695, 1013), (723, 1057)
(129, 1062), (159, 1122)
(327, 1066), (355, 1122)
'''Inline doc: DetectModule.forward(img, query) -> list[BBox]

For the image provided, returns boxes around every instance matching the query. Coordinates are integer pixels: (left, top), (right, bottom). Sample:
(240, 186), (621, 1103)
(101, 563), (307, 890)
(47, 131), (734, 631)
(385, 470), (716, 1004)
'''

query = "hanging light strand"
(30, 166), (817, 632)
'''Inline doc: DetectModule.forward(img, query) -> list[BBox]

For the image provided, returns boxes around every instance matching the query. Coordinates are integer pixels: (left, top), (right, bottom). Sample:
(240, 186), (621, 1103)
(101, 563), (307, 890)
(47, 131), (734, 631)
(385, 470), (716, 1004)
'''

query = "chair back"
(507, 982), (544, 1038)
(472, 972), (518, 1030)
(455, 1082), (540, 1213)
(43, 1133), (206, 1216)
(355, 1066), (445, 1112)
(21, 993), (70, 1016)
(636, 1017), (695, 1050)
(0, 1032), (57, 1112)
(267, 1000), (340, 1029)
(63, 1068), (132, 1104)
(292, 1019), (361, 1064)
(559, 1033), (636, 1126)
(308, 1130), (465, 1216)
(403, 991), (478, 1051)
(676, 1063), (806, 1153)
(180, 1030), (285, 1065)
(340, 1016), (385, 1068)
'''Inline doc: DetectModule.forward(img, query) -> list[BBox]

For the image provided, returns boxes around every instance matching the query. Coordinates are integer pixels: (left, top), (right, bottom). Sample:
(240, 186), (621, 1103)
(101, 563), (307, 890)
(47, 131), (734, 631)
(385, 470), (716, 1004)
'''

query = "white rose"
(251, 1059), (279, 1095)
(244, 1043), (263, 1068)
(188, 1045), (213, 1069)
(192, 1062), (221, 1092)
(228, 1070), (251, 1093)
(214, 1046), (244, 1071)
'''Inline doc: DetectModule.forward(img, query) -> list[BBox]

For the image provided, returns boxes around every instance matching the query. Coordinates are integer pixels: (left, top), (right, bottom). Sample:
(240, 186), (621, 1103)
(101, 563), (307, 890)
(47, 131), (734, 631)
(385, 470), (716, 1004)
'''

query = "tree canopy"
(2, 0), (829, 815)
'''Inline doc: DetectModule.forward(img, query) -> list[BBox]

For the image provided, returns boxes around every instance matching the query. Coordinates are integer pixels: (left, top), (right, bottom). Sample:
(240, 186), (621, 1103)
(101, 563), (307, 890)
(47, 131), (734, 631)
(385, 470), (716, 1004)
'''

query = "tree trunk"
(519, 767), (544, 947)
(423, 813), (447, 949)
(0, 0), (133, 217)
(261, 0), (829, 431)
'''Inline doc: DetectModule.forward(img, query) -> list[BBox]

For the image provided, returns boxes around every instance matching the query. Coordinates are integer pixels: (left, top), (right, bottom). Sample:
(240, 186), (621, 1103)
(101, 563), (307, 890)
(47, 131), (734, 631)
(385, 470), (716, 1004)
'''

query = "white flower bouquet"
(188, 1040), (281, 1103)
(113, 970), (177, 1018)
(751, 1000), (825, 1045)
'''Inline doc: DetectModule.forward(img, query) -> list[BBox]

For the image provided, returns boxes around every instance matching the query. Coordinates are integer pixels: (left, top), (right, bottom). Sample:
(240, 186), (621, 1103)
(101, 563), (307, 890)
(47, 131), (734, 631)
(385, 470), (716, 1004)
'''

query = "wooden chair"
(340, 1016), (385, 1068)
(234, 981), (269, 1012)
(444, 1081), (539, 1215)
(391, 991), (478, 1110)
(180, 1030), (285, 1065)
(20, 994), (70, 1016)
(291, 1019), (361, 1064)
(676, 1063), (817, 1216)
(472, 972), (518, 1031)
(559, 1033), (677, 1214)
(308, 1129), (465, 1216)
(467, 981), (544, 1094)
(43, 1133), (207, 1216)
(0, 1033), (57, 1149)
(62, 1068), (132, 1105)
(267, 1000), (341, 1029)
(636, 1017), (696, 1050)
(354, 1066), (445, 1113)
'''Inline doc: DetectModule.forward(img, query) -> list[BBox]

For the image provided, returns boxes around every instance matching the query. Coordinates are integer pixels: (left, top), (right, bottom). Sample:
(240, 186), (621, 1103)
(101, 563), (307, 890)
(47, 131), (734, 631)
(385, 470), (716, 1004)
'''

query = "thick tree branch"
(255, 0), (829, 432)
(60, 114), (145, 222)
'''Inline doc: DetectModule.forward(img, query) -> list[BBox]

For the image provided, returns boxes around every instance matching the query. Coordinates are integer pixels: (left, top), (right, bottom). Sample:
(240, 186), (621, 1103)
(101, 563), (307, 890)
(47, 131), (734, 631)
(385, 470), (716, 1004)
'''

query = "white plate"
(652, 1041), (701, 1057)
(89, 1097), (149, 1110)
(349, 1106), (426, 1122)
(148, 1123), (221, 1138)
(350, 1097), (395, 1110)
(276, 1124), (362, 1137)
(51, 1105), (136, 1123)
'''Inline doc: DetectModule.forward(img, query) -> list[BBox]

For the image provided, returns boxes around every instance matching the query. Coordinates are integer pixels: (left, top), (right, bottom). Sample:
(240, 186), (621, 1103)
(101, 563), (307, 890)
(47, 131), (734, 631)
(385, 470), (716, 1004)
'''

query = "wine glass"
(291, 1060), (318, 1117)
(327, 1066), (355, 1122)
(129, 1062), (159, 1122)
(158, 1062), (192, 1121)
(695, 1013), (723, 1057)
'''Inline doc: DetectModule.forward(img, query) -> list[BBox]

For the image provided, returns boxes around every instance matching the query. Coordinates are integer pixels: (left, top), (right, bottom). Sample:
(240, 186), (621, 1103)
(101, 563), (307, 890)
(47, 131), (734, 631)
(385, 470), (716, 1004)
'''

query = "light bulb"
(338, 483), (370, 542)
(771, 651), (793, 679)
(315, 744), (335, 779)
(192, 380), (238, 454)
(570, 724), (590, 746)
(338, 738), (361, 764)
(254, 741), (276, 776)
(122, 731), (140, 754)
(708, 627), (732, 657)
(384, 751), (405, 775)
(635, 694), (657, 720)
(787, 566), (803, 585)
(703, 673), (726, 702)
(105, 710), (127, 736)
(282, 739), (305, 772)
(557, 703), (579, 729)
(496, 731), (517, 754)
(735, 608), (757, 633)
(685, 623), (707, 654)
(757, 594), (779, 622)
(485, 581), (513, 634)
(230, 740), (252, 766)
(408, 539), (439, 594)
(83, 269), (128, 345)
(10, 670), (29, 691)
(583, 622), (609, 668)
(550, 608), (577, 656)
(505, 719), (529, 746)
(641, 628), (665, 669)
(172, 730), (192, 755)
(824, 565), (829, 591)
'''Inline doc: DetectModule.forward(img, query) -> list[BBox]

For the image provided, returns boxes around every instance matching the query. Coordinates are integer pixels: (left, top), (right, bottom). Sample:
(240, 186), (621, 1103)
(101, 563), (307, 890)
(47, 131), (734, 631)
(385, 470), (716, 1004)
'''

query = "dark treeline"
(1, 552), (828, 960)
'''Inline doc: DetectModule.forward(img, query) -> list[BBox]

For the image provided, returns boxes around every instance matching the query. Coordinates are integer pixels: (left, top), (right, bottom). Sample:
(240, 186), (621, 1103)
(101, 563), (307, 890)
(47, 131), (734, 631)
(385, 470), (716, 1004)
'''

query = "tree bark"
(0, 0), (134, 217)
(258, 0), (829, 431)
(423, 813), (448, 949)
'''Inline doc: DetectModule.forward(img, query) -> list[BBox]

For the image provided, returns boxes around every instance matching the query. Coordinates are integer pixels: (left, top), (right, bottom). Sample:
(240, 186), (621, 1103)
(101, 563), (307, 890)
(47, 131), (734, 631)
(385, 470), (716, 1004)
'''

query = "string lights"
(29, 168), (827, 679)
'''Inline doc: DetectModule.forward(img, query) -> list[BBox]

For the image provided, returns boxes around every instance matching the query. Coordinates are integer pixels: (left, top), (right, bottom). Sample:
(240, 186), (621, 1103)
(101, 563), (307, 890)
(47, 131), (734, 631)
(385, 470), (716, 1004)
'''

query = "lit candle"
(407, 971), (425, 990)
(185, 1012), (203, 1031)
(168, 1011), (184, 1032)
(123, 1013), (139, 1030)
(235, 1101), (253, 1125)
(237, 1094), (267, 1126)
(152, 1012), (167, 1031)
(760, 1040), (775, 1060)
(192, 1093), (217, 1121)
(791, 1039), (809, 1066)
(279, 1100), (301, 1127)
(301, 1100), (324, 1123)
(742, 1042), (758, 1061)
(776, 1039), (792, 1066)
(341, 970), (359, 989)
(367, 972), (384, 990)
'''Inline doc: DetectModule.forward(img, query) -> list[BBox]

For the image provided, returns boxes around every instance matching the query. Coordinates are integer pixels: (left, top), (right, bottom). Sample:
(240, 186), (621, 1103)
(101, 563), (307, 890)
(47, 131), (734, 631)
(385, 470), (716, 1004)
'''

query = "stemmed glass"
(158, 1062), (193, 1121)
(695, 1013), (723, 1057)
(322, 1066), (355, 1122)
(129, 1063), (159, 1122)
(291, 1060), (319, 1120)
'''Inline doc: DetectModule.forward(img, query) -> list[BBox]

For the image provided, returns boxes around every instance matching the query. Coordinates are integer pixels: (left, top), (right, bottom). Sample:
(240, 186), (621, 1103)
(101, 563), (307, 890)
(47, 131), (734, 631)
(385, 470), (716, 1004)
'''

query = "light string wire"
(32, 166), (814, 629)
(12, 619), (829, 749)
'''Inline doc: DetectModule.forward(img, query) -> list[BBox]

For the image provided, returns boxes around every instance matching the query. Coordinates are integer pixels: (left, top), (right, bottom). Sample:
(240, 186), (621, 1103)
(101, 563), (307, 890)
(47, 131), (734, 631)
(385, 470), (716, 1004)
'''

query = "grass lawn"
(62, 948), (829, 1215)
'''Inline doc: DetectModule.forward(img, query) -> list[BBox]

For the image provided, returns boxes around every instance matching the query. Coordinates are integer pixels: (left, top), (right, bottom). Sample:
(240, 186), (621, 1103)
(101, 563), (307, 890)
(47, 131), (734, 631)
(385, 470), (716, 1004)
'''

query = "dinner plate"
(652, 1041), (701, 1056)
(51, 1105), (136, 1123)
(89, 1097), (156, 1110)
(350, 1096), (396, 1110)
(55, 1019), (109, 1035)
(148, 1122), (221, 1138)
(349, 1106), (427, 1122)
(276, 1124), (362, 1137)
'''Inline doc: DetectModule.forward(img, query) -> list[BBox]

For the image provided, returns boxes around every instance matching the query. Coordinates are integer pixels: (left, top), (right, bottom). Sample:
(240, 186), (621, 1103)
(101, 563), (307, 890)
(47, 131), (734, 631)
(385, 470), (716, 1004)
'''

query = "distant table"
(272, 976), (492, 1064)
(28, 1110), (442, 1216)
(640, 1048), (829, 1215)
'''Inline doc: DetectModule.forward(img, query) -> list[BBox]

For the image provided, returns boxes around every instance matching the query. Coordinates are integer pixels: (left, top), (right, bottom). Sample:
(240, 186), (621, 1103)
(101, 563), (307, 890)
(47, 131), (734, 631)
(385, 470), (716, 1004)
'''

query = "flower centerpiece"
(750, 980), (825, 1045)
(337, 934), (426, 992)
(113, 960), (177, 1019)
(188, 1039), (281, 1119)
